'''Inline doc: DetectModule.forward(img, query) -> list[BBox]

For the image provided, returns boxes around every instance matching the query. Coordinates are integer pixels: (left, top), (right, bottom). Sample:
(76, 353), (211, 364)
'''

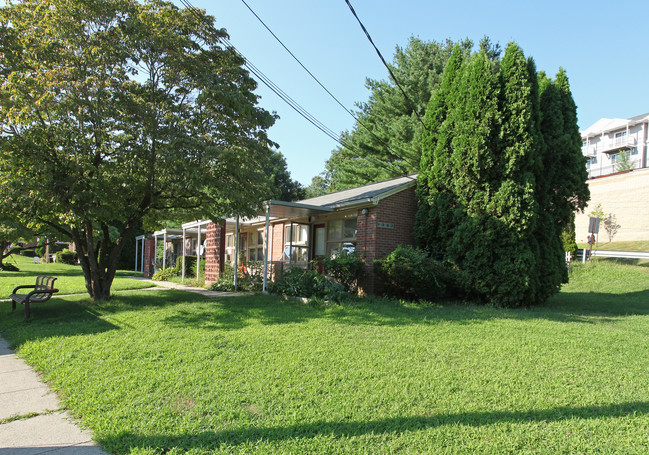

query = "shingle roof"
(297, 174), (417, 209)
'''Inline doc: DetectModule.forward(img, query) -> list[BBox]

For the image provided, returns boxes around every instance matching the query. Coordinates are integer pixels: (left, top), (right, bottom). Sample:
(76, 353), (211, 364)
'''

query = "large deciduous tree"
(416, 43), (589, 307)
(0, 0), (277, 299)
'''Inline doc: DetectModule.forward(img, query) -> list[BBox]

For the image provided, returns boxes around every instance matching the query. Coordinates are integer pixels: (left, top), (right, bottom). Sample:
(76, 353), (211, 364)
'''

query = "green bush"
(321, 252), (364, 293)
(19, 249), (37, 257)
(269, 266), (345, 302)
(55, 249), (78, 265)
(35, 238), (46, 258)
(208, 262), (266, 293)
(152, 267), (178, 281)
(374, 246), (456, 302)
(561, 229), (578, 260)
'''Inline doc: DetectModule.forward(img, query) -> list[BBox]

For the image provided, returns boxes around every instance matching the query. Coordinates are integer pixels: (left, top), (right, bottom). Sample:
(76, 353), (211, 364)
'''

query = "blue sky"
(179, 0), (648, 186)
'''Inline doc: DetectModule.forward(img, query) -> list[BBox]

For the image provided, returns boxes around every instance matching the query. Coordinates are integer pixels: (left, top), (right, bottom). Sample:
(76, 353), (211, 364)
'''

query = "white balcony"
(601, 136), (637, 153)
(581, 144), (597, 156)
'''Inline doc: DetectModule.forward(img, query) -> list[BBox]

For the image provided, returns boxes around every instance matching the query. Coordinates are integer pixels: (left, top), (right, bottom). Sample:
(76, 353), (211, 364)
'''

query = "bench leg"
(24, 300), (30, 319)
(12, 299), (16, 312)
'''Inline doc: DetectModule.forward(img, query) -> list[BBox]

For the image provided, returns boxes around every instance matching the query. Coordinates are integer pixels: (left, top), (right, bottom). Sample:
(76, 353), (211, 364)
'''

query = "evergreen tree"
(416, 42), (588, 307)
(415, 45), (466, 253)
(318, 38), (473, 192)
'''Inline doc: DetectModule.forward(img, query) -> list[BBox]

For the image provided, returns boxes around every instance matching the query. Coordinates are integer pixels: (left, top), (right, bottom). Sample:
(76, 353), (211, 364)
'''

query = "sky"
(176, 0), (649, 186)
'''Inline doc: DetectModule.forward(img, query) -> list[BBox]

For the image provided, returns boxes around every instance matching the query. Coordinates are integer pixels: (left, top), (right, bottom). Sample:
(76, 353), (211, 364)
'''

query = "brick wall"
(272, 223), (284, 261)
(143, 238), (155, 277)
(357, 187), (417, 294)
(205, 221), (226, 285)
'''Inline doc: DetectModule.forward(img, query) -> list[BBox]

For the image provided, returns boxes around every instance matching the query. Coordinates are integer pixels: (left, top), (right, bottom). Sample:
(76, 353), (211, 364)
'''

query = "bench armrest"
(12, 284), (36, 294)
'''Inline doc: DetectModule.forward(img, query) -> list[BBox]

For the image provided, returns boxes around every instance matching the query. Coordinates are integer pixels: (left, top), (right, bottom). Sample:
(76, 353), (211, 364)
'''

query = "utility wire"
(178, 0), (416, 182)
(239, 0), (412, 165)
(179, 0), (340, 143)
(343, 0), (426, 128)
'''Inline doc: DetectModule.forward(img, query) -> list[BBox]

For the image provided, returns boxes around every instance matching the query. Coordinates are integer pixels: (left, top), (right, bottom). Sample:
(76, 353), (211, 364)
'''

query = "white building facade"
(581, 112), (649, 178)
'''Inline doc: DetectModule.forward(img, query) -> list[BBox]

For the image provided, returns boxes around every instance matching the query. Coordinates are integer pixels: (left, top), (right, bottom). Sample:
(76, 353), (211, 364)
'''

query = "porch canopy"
(180, 221), (211, 283)
(134, 227), (206, 275)
(258, 200), (334, 292)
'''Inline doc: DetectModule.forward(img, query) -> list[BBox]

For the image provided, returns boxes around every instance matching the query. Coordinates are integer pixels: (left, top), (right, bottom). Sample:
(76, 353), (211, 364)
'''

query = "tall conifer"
(416, 42), (589, 307)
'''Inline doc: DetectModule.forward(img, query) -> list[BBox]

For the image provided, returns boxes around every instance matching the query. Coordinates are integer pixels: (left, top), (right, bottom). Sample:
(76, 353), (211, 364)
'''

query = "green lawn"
(577, 240), (649, 251)
(0, 254), (152, 296)
(1, 261), (649, 453)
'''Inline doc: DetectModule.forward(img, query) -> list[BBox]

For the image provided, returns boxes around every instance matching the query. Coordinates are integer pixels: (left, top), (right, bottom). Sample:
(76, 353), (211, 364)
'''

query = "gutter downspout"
(263, 202), (271, 294)
(234, 216), (239, 291)
(196, 224), (201, 282)
(181, 228), (186, 283)
(153, 234), (157, 274)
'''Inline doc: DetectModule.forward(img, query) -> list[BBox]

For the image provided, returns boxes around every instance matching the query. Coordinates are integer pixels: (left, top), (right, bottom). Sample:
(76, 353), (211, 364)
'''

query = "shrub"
(152, 267), (178, 281)
(561, 229), (578, 260)
(374, 246), (454, 302)
(321, 252), (364, 293)
(208, 262), (268, 293)
(269, 266), (345, 302)
(19, 249), (37, 257)
(55, 249), (78, 265)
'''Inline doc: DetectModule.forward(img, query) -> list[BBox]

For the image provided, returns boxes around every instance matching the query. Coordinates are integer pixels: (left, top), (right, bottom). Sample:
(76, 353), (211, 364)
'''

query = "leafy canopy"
(0, 0), (277, 298)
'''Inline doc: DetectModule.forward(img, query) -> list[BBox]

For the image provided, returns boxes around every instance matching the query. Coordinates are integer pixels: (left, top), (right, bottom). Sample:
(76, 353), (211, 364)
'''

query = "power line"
(343, 0), (426, 129)
(178, 0), (340, 143)
(178, 0), (416, 182)
(238, 0), (414, 166)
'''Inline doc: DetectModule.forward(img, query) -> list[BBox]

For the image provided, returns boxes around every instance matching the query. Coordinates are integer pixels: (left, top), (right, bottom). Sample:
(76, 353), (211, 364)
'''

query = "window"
(614, 131), (627, 138)
(282, 223), (309, 263)
(327, 218), (357, 257)
(225, 234), (235, 264)
(248, 230), (265, 262)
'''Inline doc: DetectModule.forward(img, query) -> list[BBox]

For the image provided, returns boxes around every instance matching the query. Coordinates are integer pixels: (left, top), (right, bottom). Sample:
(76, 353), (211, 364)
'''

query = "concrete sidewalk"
(0, 337), (106, 455)
(130, 276), (248, 298)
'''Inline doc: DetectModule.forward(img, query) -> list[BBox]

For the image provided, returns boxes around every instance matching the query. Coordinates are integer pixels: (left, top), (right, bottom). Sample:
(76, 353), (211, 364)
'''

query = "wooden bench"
(10, 275), (59, 318)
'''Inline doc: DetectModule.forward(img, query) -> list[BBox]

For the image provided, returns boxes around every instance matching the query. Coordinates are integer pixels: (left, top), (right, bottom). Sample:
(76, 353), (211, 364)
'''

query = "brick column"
(356, 207), (378, 295)
(143, 238), (155, 277)
(205, 221), (226, 285)
(356, 187), (417, 295)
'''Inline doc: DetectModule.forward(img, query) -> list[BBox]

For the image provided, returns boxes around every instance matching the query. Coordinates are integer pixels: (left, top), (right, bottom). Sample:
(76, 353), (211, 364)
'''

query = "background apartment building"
(582, 112), (648, 179)
(575, 112), (649, 244)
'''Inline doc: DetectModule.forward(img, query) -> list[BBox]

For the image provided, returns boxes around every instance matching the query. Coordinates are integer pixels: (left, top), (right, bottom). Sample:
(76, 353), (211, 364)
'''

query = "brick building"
(150, 175), (418, 295)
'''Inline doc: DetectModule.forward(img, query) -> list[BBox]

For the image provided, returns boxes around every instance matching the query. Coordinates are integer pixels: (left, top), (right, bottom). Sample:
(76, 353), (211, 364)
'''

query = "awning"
(263, 199), (334, 219)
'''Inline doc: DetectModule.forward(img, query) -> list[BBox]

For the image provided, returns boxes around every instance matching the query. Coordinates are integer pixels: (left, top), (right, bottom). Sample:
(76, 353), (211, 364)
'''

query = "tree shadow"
(0, 289), (199, 348)
(162, 294), (328, 331)
(98, 400), (649, 451)
(160, 287), (649, 332)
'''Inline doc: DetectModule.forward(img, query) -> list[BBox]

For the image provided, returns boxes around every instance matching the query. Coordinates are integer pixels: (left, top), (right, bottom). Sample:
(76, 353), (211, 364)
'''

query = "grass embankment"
(1, 261), (649, 453)
(0, 255), (152, 296)
(577, 240), (649, 251)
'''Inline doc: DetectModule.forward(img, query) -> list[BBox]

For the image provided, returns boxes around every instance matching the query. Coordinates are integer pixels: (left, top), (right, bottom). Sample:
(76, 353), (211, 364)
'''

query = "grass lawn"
(1, 260), (649, 453)
(0, 254), (153, 296)
(577, 240), (649, 251)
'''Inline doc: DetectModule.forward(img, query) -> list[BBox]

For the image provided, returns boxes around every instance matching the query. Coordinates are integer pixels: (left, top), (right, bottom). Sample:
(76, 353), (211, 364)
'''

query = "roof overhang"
(262, 199), (335, 219)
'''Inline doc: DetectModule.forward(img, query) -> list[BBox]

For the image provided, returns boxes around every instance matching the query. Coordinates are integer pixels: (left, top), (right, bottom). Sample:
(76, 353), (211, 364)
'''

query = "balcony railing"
(586, 156), (641, 178)
(584, 136), (638, 156)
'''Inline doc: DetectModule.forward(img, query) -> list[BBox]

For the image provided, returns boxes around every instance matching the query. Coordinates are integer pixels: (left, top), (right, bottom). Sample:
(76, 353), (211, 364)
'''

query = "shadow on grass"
(98, 400), (649, 451)
(159, 287), (649, 332)
(3, 284), (649, 343)
(0, 289), (203, 348)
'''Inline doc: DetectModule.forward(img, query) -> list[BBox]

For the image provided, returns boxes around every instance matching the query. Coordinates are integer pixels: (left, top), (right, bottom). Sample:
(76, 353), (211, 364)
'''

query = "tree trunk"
(70, 222), (135, 301)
